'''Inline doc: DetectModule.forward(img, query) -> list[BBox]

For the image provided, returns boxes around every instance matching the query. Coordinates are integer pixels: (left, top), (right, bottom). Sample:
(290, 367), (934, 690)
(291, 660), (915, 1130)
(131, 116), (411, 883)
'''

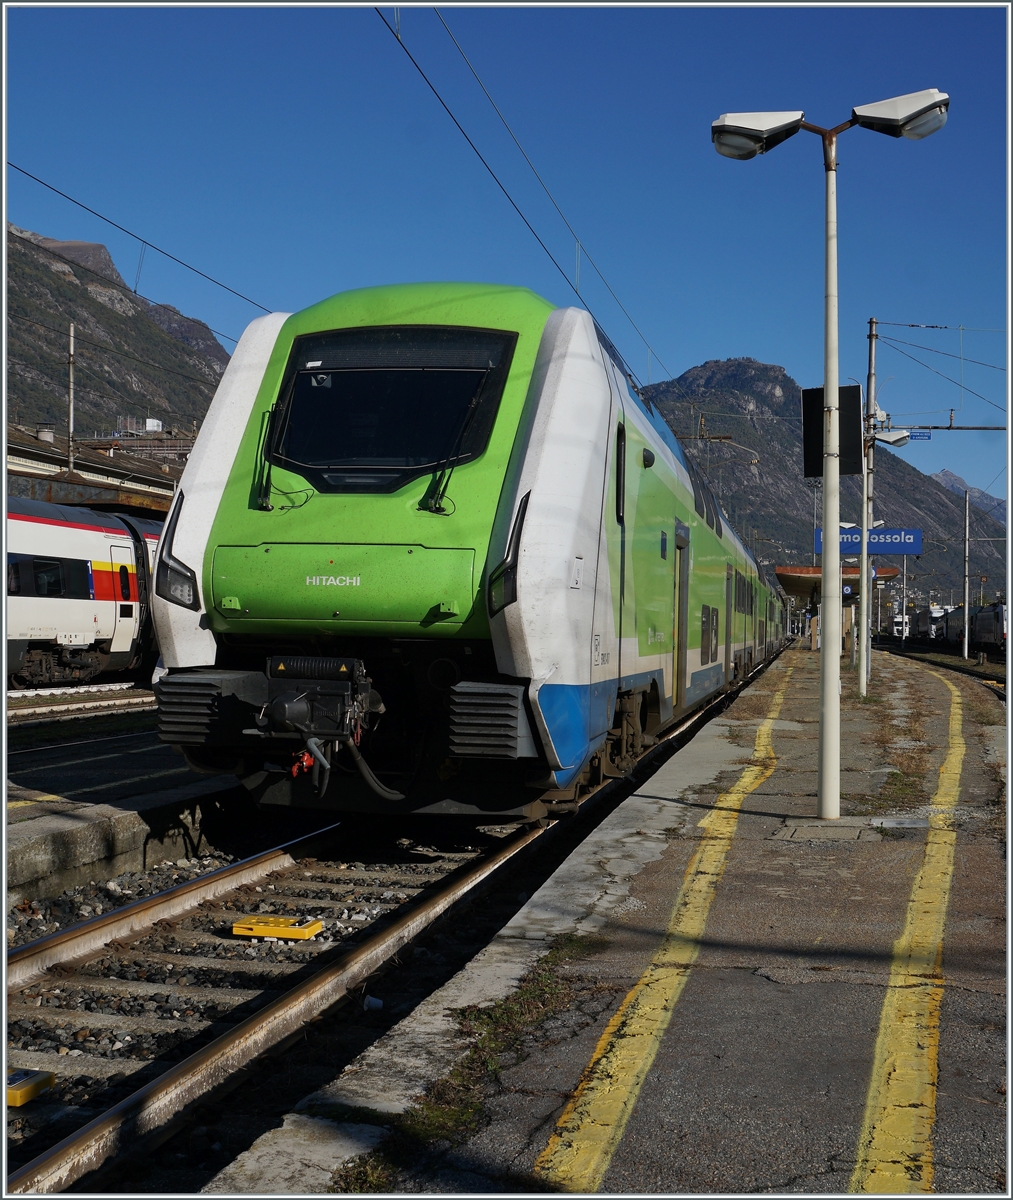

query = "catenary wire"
(7, 162), (272, 313)
(73, 358), (205, 426)
(9, 356), (198, 424)
(373, 11), (604, 348)
(966, 467), (1007, 523)
(877, 321), (1006, 333)
(877, 339), (1005, 414)
(877, 335), (1004, 372)
(8, 313), (220, 387)
(433, 7), (679, 391)
(8, 229), (240, 345)
(376, 7), (680, 395)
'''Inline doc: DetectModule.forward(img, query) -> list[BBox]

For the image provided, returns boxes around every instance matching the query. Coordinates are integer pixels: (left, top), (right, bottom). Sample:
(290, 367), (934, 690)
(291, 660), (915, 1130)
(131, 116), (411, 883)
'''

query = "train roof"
(7, 496), (162, 537)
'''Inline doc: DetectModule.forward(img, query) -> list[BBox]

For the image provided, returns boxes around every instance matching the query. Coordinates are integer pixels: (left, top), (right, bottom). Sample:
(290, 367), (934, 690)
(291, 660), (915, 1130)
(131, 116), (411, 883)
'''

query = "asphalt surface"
(6, 726), (193, 820)
(373, 648), (1005, 1194)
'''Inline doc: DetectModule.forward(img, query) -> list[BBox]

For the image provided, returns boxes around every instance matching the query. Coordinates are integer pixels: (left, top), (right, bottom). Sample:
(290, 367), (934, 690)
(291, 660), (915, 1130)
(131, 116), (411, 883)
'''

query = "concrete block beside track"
(7, 778), (236, 906)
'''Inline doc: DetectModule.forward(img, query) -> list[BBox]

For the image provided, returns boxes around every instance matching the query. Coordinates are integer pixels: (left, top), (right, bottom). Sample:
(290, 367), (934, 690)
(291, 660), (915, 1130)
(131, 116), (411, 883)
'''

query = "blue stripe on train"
(685, 663), (726, 705)
(539, 665), (697, 787)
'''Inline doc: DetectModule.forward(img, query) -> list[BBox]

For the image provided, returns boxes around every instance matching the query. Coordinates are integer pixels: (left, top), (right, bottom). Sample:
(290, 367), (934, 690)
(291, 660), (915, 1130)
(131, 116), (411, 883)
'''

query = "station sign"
(815, 528), (923, 555)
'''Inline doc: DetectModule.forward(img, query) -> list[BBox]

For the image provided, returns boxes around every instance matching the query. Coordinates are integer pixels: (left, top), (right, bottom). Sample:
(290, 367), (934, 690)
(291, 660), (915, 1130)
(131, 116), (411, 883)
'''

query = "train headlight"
(155, 493), (201, 611)
(487, 562), (516, 617)
(487, 492), (530, 618)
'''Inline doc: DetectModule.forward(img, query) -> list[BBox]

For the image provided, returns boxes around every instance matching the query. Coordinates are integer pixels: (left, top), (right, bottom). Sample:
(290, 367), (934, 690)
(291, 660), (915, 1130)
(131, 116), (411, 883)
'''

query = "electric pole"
(901, 555), (907, 645)
(859, 317), (876, 695)
(962, 490), (970, 659)
(68, 322), (75, 474)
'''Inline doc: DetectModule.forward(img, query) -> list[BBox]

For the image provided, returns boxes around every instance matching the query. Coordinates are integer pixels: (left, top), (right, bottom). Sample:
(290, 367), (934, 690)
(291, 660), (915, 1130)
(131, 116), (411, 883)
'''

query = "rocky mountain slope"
(931, 469), (1006, 527)
(643, 358), (1006, 602)
(7, 223), (229, 437)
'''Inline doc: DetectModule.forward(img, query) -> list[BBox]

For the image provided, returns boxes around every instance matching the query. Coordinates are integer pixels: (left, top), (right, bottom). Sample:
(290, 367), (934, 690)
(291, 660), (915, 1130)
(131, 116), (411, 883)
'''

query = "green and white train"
(152, 283), (787, 818)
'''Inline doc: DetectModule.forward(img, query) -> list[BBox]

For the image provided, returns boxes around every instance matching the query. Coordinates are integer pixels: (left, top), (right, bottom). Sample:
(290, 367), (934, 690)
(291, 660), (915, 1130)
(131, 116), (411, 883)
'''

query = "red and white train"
(6, 497), (163, 687)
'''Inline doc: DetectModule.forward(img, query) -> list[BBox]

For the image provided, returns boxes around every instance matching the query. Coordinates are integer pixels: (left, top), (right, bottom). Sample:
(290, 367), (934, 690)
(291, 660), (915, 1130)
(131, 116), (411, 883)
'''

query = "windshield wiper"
(256, 403), (280, 510)
(422, 369), (491, 514)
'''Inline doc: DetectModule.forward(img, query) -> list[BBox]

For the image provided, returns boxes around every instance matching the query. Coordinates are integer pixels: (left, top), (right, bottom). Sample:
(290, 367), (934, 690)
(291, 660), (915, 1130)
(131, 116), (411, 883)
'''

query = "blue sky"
(6, 5), (1008, 496)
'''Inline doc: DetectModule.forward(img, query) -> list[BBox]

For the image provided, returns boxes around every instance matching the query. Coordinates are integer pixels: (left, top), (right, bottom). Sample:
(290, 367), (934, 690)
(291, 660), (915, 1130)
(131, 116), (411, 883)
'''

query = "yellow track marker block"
(8, 1069), (55, 1106)
(232, 915), (323, 940)
(850, 669), (966, 1195)
(534, 664), (795, 1193)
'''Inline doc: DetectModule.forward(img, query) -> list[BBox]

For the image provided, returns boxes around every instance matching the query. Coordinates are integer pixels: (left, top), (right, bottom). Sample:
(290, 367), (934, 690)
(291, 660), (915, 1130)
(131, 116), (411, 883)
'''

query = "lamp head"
(852, 89), (949, 140)
(876, 429), (911, 448)
(711, 111), (804, 159)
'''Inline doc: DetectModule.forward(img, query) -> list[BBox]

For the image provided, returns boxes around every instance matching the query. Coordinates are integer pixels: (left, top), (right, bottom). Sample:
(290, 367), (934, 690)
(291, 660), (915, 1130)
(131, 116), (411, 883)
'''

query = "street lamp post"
(712, 89), (949, 821)
(858, 319), (877, 696)
(962, 490), (971, 659)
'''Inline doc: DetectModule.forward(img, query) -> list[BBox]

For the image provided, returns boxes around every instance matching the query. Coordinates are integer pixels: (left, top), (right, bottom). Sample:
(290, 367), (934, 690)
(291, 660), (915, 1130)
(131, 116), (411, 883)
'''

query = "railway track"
(8, 683), (143, 701)
(877, 642), (1006, 684)
(7, 687), (156, 725)
(6, 823), (542, 1193)
(6, 656), (777, 1193)
(878, 645), (1006, 699)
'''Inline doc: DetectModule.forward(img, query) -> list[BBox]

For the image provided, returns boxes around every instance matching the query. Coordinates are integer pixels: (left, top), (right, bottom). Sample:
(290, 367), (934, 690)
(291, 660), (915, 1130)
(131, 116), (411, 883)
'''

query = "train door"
(109, 545), (137, 655)
(612, 400), (627, 688)
(672, 522), (690, 713)
(724, 565), (733, 684)
(117, 516), (157, 661)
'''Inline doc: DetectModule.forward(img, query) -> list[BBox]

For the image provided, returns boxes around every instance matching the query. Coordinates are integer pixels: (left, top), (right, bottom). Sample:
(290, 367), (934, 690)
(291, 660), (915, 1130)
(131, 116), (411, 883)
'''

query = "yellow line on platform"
(7, 794), (65, 808)
(850, 669), (966, 1195)
(533, 664), (795, 1193)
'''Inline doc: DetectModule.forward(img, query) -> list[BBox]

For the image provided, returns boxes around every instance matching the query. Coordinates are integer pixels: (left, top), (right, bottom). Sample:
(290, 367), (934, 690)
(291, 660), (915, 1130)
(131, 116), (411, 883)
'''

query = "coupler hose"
(338, 736), (405, 802)
(305, 738), (331, 797)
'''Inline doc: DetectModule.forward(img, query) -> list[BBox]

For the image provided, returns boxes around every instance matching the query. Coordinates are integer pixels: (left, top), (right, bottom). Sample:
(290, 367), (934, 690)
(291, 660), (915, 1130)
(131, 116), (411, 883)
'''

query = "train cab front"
(151, 284), (559, 818)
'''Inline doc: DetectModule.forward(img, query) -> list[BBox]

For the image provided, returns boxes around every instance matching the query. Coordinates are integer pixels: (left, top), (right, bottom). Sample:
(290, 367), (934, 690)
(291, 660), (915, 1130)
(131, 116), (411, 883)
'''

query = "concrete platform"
(204, 646), (1006, 1194)
(7, 776), (238, 905)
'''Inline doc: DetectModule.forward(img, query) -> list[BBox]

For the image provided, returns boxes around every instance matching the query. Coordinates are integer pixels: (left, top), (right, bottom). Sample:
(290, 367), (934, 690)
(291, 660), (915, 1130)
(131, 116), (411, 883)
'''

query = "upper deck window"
(269, 326), (517, 494)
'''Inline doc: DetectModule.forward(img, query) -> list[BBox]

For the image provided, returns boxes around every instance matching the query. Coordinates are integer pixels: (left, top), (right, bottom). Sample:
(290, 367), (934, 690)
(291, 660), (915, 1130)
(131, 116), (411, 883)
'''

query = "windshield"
(271, 325), (517, 493)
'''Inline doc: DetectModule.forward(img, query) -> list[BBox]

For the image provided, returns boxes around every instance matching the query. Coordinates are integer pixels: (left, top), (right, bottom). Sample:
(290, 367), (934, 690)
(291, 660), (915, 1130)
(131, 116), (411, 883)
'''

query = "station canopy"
(775, 564), (900, 606)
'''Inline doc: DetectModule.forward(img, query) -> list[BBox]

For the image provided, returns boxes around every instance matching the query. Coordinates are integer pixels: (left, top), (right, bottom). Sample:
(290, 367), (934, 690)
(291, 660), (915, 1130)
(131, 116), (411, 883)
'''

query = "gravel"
(7, 856), (236, 948)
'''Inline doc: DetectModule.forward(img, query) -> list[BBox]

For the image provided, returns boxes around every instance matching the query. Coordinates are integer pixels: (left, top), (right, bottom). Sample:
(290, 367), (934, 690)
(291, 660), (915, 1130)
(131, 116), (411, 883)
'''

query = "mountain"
(643, 358), (1006, 604)
(931, 469), (1006, 527)
(7, 224), (230, 437)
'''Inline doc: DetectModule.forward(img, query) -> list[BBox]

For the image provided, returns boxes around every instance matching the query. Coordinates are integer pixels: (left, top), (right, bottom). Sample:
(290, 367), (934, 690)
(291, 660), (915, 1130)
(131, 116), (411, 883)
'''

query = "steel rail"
(7, 824), (343, 991)
(7, 695), (157, 719)
(878, 645), (1006, 685)
(8, 683), (140, 700)
(6, 647), (786, 1193)
(6, 823), (544, 1194)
